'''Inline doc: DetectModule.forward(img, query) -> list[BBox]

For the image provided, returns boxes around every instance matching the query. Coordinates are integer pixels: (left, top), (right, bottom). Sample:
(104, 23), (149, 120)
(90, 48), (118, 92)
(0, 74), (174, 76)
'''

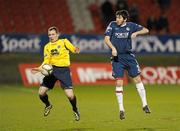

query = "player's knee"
(67, 95), (75, 100)
(66, 92), (75, 100)
(64, 88), (74, 99)
(38, 88), (47, 96)
(38, 91), (46, 96)
(116, 80), (123, 87)
(133, 75), (142, 84)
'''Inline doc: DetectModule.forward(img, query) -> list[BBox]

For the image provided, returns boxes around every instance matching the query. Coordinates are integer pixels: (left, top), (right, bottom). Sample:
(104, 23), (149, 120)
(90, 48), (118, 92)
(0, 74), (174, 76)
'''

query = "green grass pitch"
(0, 84), (180, 131)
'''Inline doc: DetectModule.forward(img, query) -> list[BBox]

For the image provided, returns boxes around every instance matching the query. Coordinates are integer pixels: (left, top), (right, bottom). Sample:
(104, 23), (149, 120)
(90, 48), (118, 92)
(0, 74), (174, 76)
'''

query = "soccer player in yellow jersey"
(32, 26), (80, 121)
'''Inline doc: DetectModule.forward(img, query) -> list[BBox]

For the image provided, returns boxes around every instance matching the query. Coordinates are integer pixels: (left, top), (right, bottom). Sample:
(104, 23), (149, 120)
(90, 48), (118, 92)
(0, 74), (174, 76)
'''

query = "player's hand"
(131, 33), (137, 38)
(75, 46), (80, 53)
(112, 47), (117, 56)
(31, 67), (42, 74)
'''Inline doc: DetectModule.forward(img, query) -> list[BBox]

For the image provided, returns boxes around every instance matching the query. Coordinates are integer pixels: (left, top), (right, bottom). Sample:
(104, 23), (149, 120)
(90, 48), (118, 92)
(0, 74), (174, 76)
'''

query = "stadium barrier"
(1, 34), (180, 55)
(141, 66), (180, 84)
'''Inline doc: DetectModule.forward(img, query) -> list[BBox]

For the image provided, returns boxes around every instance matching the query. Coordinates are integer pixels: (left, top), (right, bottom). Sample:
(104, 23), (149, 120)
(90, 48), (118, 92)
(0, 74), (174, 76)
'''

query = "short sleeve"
(131, 22), (143, 32)
(104, 22), (113, 36)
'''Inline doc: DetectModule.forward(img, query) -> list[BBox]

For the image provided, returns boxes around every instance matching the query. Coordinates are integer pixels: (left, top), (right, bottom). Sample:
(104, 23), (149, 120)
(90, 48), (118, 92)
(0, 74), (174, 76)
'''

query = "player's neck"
(120, 22), (126, 27)
(50, 39), (59, 44)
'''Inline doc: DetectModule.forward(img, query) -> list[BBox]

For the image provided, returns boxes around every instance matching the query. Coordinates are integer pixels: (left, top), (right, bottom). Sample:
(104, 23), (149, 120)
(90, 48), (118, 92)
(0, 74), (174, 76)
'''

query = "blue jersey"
(105, 21), (143, 54)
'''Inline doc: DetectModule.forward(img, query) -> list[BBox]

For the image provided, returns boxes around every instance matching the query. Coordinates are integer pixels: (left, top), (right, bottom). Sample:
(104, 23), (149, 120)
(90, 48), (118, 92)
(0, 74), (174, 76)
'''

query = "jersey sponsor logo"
(50, 49), (59, 55)
(115, 32), (129, 38)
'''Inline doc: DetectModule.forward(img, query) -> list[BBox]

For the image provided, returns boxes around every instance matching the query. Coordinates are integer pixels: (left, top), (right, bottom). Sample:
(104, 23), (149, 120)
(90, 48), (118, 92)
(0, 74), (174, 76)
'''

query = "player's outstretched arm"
(131, 27), (149, 38)
(31, 66), (43, 74)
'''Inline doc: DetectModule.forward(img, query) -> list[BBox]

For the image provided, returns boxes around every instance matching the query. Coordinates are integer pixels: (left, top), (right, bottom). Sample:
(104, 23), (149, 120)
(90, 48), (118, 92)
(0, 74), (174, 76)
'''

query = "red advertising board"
(18, 63), (128, 87)
(19, 63), (180, 87)
(19, 64), (42, 87)
(141, 66), (180, 84)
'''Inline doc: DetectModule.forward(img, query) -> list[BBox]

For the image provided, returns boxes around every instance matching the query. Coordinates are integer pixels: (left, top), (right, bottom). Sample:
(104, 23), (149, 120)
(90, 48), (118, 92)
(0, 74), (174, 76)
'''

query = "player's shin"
(69, 95), (77, 111)
(69, 95), (80, 121)
(39, 94), (50, 107)
(136, 82), (148, 107)
(116, 86), (125, 111)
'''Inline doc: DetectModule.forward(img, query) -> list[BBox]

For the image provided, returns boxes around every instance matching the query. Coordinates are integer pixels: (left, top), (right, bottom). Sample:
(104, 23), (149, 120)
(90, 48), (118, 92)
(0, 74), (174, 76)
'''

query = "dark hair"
(48, 26), (59, 33)
(116, 10), (129, 20)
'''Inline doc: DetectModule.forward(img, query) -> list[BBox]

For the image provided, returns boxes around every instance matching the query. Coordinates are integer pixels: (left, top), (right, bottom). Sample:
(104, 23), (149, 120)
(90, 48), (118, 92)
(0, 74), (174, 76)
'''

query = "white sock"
(136, 82), (148, 107)
(116, 86), (124, 111)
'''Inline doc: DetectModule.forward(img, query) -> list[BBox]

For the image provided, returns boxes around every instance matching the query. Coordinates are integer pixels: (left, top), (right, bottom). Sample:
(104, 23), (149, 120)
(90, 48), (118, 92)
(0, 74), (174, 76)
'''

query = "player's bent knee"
(64, 88), (74, 98)
(38, 86), (48, 96)
(38, 91), (46, 96)
(66, 92), (75, 100)
(116, 80), (123, 87)
(67, 95), (75, 100)
(132, 75), (142, 84)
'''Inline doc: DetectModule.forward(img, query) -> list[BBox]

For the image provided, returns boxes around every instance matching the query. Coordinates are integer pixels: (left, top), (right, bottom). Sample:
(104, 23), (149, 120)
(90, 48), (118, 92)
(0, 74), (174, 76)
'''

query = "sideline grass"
(0, 84), (180, 131)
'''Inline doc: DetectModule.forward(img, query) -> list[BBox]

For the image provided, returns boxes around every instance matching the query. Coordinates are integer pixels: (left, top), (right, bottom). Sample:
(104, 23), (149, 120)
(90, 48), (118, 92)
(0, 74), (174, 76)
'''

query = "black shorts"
(41, 66), (73, 89)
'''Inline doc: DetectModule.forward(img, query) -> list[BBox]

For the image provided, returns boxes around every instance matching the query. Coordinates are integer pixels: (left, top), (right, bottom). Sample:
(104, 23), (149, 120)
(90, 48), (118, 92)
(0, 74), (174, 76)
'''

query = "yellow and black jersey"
(42, 38), (76, 67)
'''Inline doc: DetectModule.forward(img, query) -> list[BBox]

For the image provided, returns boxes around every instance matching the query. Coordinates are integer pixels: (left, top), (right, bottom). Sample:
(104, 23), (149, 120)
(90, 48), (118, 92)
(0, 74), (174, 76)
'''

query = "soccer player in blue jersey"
(104, 10), (151, 120)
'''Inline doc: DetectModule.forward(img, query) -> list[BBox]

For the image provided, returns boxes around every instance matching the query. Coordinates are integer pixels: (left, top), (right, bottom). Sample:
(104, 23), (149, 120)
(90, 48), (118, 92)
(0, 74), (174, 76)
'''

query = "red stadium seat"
(0, 0), (179, 34)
